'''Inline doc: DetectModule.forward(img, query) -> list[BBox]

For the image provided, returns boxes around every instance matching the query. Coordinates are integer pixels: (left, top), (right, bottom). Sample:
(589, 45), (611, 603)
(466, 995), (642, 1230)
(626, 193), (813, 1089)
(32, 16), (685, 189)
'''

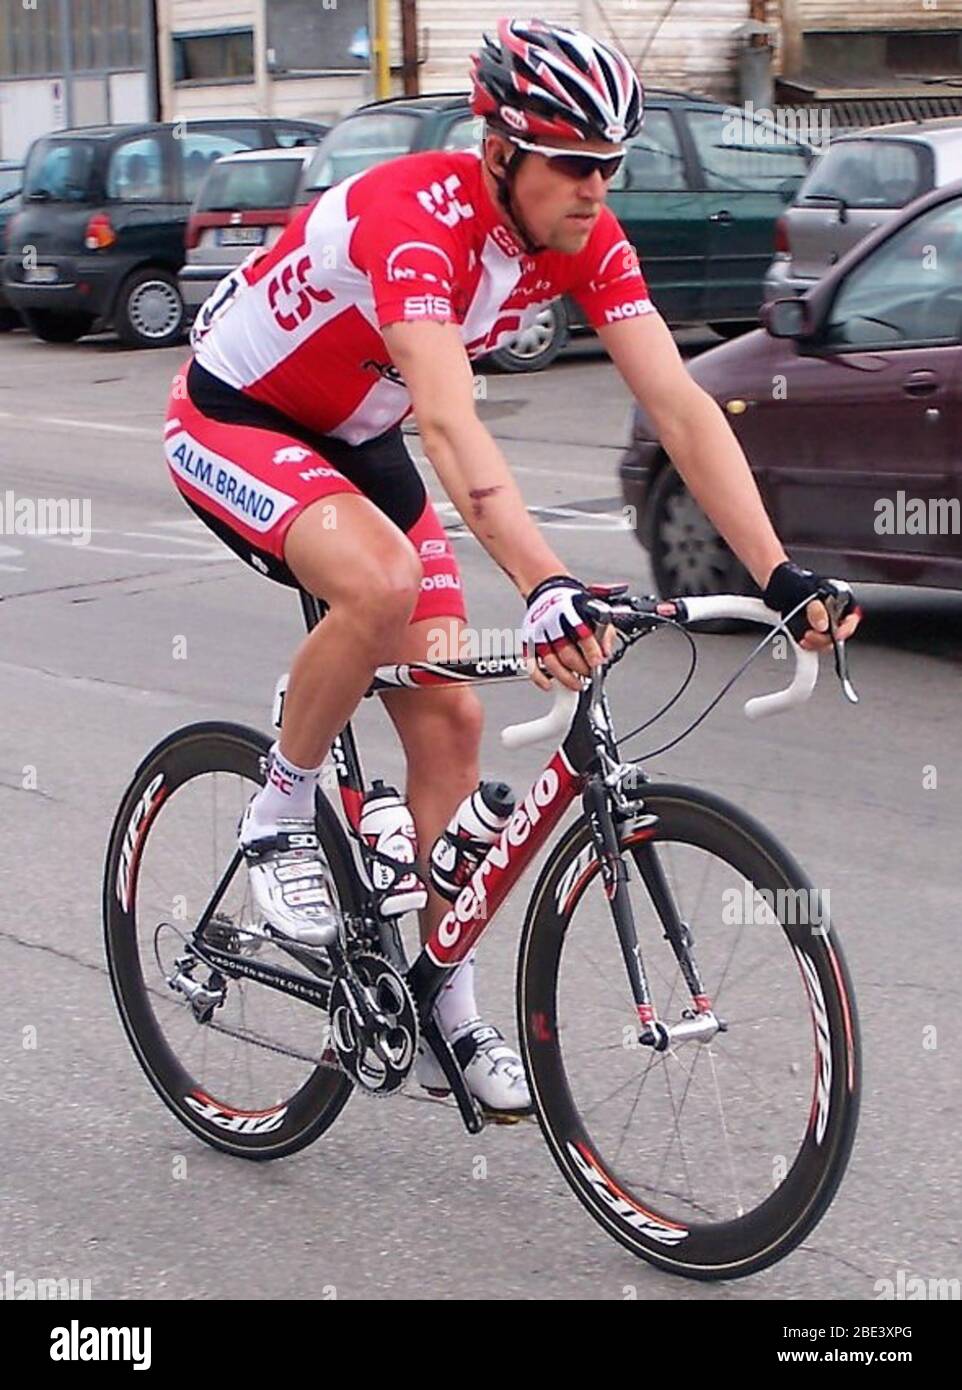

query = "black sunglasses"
(508, 137), (624, 182)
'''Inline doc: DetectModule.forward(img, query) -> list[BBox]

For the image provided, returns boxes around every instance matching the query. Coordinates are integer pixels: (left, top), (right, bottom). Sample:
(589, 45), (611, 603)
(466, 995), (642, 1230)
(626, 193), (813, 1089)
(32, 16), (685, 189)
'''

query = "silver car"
(179, 146), (315, 315)
(765, 118), (962, 300)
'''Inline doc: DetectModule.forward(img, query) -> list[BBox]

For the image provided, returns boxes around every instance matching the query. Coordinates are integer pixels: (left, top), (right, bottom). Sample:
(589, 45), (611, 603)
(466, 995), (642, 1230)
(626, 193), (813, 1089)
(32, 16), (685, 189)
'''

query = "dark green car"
(297, 91), (815, 370)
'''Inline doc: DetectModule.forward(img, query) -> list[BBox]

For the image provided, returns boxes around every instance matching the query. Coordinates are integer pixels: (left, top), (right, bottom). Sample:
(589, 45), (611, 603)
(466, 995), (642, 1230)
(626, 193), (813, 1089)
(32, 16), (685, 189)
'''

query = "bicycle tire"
(103, 721), (358, 1160)
(517, 782), (860, 1279)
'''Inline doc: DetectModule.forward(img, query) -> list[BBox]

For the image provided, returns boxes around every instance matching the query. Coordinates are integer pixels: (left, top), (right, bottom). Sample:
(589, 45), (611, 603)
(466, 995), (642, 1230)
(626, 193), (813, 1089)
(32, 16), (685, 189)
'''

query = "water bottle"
(430, 781), (516, 901)
(358, 780), (427, 917)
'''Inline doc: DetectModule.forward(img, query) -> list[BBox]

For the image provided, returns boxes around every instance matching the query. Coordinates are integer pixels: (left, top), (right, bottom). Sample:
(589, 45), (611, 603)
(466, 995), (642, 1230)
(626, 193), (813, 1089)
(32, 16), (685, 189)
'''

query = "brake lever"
(822, 591), (859, 705)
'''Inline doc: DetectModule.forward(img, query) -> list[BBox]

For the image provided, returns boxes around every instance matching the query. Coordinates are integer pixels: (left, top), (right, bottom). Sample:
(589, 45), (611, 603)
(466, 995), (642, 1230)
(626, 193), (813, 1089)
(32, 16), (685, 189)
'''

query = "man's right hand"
(522, 576), (609, 691)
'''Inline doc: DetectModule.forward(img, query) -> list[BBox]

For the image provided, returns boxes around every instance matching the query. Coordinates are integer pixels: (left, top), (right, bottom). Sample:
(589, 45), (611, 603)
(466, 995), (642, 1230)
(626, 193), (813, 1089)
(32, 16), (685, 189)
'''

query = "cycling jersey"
(191, 148), (653, 444)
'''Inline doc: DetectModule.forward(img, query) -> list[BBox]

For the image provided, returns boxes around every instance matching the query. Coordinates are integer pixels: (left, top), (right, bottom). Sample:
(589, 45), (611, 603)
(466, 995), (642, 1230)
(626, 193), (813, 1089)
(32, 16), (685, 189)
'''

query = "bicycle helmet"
(470, 19), (643, 252)
(471, 18), (644, 145)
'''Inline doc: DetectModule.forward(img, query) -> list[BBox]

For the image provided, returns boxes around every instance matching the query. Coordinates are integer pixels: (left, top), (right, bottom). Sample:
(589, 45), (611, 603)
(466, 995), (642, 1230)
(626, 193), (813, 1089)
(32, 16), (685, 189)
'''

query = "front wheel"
(103, 721), (358, 1159)
(518, 784), (860, 1279)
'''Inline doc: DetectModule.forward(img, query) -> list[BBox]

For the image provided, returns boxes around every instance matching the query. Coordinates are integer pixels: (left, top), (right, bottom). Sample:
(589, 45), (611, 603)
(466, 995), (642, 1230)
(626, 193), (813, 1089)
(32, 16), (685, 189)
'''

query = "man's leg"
(381, 616), (484, 949)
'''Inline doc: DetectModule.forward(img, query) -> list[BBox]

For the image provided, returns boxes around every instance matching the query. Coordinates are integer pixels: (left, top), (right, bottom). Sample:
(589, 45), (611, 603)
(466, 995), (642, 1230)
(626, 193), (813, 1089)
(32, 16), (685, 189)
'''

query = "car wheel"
(116, 268), (185, 349)
(0, 306), (21, 332)
(647, 463), (755, 630)
(487, 300), (569, 372)
(709, 321), (755, 340)
(21, 309), (95, 343)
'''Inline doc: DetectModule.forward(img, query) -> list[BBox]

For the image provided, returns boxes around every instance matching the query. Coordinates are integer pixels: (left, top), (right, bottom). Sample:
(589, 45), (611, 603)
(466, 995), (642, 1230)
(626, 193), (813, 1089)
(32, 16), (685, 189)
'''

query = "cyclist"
(164, 18), (860, 1114)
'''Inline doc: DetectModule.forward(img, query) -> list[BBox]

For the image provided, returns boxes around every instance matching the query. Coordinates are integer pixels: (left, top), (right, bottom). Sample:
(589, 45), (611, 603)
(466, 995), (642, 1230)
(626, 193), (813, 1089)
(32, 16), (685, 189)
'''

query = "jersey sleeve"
(350, 183), (467, 329)
(567, 206), (655, 329)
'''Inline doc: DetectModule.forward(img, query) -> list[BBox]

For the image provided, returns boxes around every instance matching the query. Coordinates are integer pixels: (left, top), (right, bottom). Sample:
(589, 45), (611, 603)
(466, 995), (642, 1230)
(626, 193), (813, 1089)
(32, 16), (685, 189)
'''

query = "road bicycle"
(103, 584), (860, 1280)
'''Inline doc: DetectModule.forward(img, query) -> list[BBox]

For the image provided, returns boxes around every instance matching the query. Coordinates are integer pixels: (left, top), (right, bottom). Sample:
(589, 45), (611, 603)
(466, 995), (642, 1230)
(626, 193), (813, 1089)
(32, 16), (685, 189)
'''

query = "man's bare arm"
(383, 319), (566, 595)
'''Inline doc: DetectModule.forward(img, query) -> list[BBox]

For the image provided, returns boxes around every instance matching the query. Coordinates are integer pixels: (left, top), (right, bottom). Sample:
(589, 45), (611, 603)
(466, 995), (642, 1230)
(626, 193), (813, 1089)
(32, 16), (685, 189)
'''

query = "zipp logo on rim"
(567, 1143), (689, 1245)
(794, 947), (833, 1144)
(116, 773), (165, 914)
(184, 1095), (288, 1135)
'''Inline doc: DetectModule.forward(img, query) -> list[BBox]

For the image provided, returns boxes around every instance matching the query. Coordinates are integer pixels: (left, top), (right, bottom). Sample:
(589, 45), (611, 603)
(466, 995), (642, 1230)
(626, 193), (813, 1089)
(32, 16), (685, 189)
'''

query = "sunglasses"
(508, 136), (624, 182)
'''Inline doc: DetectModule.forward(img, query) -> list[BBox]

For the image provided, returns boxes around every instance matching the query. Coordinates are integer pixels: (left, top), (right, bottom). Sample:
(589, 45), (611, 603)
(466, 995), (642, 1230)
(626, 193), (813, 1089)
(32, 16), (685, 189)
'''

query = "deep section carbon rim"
(103, 722), (355, 1158)
(518, 784), (860, 1278)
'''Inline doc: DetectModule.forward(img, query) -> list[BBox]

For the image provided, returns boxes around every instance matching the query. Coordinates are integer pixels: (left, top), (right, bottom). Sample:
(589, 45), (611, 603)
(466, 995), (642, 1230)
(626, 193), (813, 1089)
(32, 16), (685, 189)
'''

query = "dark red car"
(621, 179), (962, 599)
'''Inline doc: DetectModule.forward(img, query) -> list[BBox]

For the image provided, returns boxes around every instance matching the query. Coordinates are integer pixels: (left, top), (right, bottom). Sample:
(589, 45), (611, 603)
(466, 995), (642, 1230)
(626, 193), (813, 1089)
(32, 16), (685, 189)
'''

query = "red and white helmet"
(471, 18), (643, 145)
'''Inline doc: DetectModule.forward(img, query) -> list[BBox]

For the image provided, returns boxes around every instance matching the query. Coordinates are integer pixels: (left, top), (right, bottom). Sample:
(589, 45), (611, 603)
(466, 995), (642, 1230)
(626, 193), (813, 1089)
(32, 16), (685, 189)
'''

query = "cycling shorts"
(164, 359), (466, 625)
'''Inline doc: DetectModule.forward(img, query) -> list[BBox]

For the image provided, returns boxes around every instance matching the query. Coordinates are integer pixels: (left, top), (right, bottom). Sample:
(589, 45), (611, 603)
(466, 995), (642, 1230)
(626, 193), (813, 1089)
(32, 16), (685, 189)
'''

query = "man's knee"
(407, 689), (484, 769)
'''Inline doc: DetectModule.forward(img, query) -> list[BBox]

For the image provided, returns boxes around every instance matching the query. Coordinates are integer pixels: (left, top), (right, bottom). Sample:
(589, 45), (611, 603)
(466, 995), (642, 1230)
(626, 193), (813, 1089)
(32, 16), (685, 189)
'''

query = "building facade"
(0, 0), (157, 160)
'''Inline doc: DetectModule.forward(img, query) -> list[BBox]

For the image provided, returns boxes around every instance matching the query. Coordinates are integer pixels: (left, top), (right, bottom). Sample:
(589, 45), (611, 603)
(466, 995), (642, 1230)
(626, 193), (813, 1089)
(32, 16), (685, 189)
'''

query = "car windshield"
(800, 139), (925, 210)
(23, 138), (95, 202)
(0, 167), (22, 201)
(197, 157), (304, 212)
(303, 112), (421, 191)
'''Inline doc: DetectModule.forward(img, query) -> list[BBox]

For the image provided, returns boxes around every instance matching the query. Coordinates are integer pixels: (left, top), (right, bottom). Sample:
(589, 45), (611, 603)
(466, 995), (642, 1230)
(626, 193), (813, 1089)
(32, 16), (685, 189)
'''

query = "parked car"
(179, 146), (315, 316)
(297, 92), (814, 370)
(765, 118), (962, 302)
(0, 161), (24, 330)
(2, 118), (327, 348)
(622, 180), (962, 601)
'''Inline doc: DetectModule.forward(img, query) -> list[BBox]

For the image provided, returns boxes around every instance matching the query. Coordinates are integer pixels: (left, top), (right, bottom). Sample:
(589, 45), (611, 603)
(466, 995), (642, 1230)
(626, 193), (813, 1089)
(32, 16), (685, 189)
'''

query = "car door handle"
(708, 210), (734, 225)
(902, 371), (940, 397)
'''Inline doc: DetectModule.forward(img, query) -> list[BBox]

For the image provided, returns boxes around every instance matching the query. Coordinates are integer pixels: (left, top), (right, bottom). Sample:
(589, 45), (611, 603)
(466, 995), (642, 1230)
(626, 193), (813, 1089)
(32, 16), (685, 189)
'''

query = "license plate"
(24, 265), (59, 284)
(217, 227), (265, 247)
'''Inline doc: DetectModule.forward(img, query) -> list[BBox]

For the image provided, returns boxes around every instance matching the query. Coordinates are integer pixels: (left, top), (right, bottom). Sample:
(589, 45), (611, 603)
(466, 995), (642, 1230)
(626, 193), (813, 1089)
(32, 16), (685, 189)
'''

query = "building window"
(71, 0), (145, 72)
(0, 0), (64, 77)
(173, 29), (256, 84)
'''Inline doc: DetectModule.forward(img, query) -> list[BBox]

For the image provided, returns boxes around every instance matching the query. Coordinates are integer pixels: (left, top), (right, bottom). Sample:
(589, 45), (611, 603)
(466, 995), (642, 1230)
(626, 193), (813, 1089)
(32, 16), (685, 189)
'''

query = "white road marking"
(0, 410), (155, 438)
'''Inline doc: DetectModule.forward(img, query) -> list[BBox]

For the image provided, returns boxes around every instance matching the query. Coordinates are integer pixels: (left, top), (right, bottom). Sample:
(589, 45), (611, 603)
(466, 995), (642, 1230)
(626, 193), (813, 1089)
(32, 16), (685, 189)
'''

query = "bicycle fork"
(584, 774), (726, 1051)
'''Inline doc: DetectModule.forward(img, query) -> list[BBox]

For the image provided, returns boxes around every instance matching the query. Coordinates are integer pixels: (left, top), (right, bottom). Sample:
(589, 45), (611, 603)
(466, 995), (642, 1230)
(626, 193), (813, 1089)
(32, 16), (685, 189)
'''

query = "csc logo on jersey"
(267, 254), (334, 332)
(386, 241), (454, 293)
(416, 175), (475, 229)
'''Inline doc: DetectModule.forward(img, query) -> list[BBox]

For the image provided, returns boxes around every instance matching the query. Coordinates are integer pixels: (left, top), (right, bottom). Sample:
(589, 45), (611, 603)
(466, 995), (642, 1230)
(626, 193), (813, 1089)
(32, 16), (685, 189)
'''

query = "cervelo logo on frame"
(436, 767), (562, 951)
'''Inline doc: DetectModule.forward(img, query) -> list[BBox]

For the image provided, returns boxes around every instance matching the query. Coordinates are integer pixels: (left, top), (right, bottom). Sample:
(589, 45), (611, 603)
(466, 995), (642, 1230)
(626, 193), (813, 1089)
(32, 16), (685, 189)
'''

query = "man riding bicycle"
(164, 18), (860, 1114)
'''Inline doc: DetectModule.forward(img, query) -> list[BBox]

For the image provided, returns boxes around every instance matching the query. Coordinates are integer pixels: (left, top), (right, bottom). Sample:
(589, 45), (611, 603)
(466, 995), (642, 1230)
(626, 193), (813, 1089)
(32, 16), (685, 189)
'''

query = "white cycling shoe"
(417, 1018), (533, 1114)
(239, 808), (340, 949)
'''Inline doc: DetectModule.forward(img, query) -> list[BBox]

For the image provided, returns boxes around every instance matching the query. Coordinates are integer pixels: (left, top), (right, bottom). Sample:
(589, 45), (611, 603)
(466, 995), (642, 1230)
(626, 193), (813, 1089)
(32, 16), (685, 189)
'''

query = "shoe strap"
(242, 825), (320, 861)
(453, 1023), (505, 1069)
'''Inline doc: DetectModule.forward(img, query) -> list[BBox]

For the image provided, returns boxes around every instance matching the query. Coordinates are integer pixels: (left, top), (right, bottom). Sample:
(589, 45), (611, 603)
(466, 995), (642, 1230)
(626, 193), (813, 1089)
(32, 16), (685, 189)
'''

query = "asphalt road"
(0, 327), (959, 1301)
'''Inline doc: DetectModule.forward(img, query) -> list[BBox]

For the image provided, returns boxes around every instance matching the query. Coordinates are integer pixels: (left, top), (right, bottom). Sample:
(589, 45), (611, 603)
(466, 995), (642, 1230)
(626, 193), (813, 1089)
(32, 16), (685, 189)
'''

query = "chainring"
(329, 953), (418, 1097)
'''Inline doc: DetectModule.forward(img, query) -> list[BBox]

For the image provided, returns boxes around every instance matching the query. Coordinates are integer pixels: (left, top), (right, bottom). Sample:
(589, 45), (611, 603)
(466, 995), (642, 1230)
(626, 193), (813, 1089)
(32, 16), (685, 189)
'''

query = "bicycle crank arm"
(420, 1016), (485, 1134)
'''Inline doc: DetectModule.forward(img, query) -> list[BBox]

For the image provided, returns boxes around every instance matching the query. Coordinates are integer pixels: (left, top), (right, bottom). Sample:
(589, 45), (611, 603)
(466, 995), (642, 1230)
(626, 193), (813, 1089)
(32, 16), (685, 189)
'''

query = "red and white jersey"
(193, 150), (652, 445)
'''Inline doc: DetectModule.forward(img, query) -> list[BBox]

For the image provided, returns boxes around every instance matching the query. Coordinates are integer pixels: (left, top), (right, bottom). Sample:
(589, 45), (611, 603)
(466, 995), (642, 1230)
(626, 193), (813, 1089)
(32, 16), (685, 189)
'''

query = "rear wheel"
(518, 785), (860, 1279)
(22, 308), (94, 343)
(103, 721), (357, 1159)
(0, 305), (21, 332)
(115, 267), (185, 348)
